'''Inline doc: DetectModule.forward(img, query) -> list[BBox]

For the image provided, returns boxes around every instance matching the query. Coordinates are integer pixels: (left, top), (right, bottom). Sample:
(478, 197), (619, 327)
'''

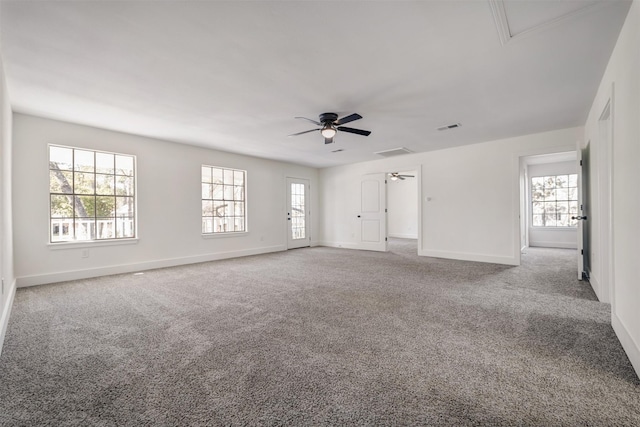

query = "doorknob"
(571, 216), (587, 220)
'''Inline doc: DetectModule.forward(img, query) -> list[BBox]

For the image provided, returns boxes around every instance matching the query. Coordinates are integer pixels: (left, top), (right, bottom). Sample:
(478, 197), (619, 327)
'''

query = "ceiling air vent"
(374, 147), (413, 158)
(437, 123), (462, 131)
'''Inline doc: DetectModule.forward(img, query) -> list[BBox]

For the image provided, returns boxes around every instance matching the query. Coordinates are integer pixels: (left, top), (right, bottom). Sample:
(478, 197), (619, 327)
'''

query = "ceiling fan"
(389, 172), (415, 181)
(289, 112), (371, 144)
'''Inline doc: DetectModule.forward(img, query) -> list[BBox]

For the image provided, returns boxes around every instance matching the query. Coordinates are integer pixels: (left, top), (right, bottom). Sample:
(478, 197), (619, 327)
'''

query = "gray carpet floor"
(1, 240), (639, 426)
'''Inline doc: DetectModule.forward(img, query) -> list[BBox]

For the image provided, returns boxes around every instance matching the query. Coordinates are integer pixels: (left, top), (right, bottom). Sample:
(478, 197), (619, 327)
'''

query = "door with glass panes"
(286, 178), (310, 249)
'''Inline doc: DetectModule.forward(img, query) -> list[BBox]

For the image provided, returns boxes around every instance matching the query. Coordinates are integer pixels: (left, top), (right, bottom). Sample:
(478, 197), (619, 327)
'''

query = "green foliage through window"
(49, 145), (136, 242)
(531, 174), (578, 227)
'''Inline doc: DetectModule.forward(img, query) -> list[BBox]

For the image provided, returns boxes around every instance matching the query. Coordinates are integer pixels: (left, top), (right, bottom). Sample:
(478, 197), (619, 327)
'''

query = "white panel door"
(356, 173), (387, 252)
(287, 177), (310, 249)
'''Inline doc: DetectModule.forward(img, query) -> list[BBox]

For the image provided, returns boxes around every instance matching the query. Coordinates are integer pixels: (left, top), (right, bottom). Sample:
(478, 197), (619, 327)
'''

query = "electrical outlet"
(81, 249), (89, 258)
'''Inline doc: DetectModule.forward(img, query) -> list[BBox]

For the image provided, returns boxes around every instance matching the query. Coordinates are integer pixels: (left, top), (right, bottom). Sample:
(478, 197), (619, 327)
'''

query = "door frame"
(516, 146), (578, 266)
(579, 89), (615, 303)
(597, 92), (614, 305)
(404, 165), (423, 255)
(286, 177), (310, 249)
(368, 165), (422, 254)
(386, 167), (421, 252)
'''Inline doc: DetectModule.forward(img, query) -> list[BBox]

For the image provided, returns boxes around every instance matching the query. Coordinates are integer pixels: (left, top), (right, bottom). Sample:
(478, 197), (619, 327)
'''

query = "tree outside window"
(49, 145), (136, 242)
(531, 174), (578, 227)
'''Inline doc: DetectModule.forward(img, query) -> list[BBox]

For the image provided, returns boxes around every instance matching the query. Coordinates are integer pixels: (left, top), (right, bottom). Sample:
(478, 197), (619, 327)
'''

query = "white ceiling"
(0, 1), (631, 168)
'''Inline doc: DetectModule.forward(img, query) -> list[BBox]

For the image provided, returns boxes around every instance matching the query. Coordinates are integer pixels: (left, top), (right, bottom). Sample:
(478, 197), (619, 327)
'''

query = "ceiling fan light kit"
(320, 126), (337, 139)
(289, 112), (371, 144)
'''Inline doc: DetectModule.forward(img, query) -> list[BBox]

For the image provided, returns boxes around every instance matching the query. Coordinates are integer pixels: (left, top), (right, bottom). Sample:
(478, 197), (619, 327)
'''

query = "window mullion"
(49, 145), (135, 242)
(72, 148), (77, 241)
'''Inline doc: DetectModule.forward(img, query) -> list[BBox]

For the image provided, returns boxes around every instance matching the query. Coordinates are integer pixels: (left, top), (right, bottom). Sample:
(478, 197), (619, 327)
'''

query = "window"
(201, 165), (246, 234)
(49, 145), (136, 242)
(290, 182), (306, 239)
(531, 174), (578, 227)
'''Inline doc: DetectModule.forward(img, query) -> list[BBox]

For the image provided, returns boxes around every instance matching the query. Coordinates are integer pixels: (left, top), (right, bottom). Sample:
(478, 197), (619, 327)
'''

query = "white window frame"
(48, 144), (137, 244)
(201, 165), (247, 235)
(531, 173), (578, 228)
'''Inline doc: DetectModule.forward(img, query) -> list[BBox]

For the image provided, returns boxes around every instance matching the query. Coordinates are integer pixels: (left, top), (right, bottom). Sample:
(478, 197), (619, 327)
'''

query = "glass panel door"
(287, 178), (310, 249)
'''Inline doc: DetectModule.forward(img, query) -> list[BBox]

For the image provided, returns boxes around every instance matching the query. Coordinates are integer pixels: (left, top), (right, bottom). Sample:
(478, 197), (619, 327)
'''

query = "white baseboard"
(388, 233), (418, 239)
(16, 245), (286, 288)
(587, 270), (605, 302)
(0, 278), (17, 356)
(418, 249), (519, 266)
(320, 242), (519, 265)
(612, 312), (640, 380)
(529, 241), (577, 249)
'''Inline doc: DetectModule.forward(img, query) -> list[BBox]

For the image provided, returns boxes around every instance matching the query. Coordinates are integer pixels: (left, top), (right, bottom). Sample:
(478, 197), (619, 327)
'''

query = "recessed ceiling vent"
(437, 123), (462, 131)
(374, 147), (413, 158)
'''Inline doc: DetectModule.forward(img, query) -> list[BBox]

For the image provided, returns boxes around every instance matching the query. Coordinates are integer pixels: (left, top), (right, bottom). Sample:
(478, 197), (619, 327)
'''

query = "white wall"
(12, 114), (318, 287)
(527, 161), (578, 249)
(584, 0), (640, 376)
(0, 36), (15, 353)
(387, 171), (418, 239)
(319, 127), (579, 265)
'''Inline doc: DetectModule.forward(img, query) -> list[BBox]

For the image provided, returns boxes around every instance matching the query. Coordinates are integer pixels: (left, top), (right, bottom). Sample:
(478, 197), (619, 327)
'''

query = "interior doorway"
(519, 151), (579, 259)
(584, 98), (613, 303)
(387, 170), (418, 239)
(349, 167), (421, 254)
(386, 169), (418, 253)
(577, 96), (614, 303)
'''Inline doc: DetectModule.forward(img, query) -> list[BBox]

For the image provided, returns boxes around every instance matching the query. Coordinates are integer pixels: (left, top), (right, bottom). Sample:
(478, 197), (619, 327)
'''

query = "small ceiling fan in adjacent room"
(288, 112), (371, 144)
(389, 172), (415, 181)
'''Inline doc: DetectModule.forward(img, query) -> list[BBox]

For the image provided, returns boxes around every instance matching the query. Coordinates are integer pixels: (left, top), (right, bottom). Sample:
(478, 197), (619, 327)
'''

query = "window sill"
(48, 238), (139, 250)
(529, 227), (577, 231)
(202, 231), (249, 239)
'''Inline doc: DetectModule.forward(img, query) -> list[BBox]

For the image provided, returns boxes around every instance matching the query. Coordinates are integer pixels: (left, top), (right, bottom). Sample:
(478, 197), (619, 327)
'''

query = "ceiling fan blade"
(398, 176), (405, 180)
(288, 128), (320, 136)
(295, 116), (322, 126)
(324, 137), (334, 144)
(337, 126), (371, 136)
(399, 175), (415, 178)
(335, 113), (362, 125)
